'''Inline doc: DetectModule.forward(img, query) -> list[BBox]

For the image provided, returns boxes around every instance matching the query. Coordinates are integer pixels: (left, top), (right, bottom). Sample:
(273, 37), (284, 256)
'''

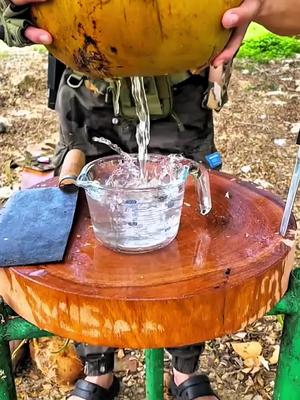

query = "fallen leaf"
(117, 349), (125, 359)
(241, 165), (252, 174)
(269, 345), (280, 365)
(250, 366), (261, 375)
(232, 331), (247, 340)
(274, 138), (286, 147)
(242, 367), (253, 374)
(128, 357), (138, 373)
(0, 186), (13, 199)
(244, 357), (259, 368)
(290, 122), (300, 134)
(231, 342), (262, 360)
(259, 355), (270, 371)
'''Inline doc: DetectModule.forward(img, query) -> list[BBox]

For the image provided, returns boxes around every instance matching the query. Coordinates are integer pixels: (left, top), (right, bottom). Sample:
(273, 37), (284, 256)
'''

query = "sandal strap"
(70, 377), (120, 400)
(172, 375), (219, 400)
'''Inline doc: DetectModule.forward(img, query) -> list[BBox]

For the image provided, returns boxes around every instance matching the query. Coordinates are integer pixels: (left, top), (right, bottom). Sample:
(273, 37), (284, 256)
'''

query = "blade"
(280, 147), (300, 236)
(0, 187), (78, 266)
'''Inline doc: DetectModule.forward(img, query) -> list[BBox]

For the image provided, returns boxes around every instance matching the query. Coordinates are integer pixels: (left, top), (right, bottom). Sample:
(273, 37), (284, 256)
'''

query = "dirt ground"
(0, 49), (300, 400)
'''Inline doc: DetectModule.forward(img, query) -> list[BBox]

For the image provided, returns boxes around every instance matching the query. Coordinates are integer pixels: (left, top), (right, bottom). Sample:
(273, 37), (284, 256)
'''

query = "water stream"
(130, 76), (151, 181)
(90, 79), (190, 189)
(93, 77), (150, 182)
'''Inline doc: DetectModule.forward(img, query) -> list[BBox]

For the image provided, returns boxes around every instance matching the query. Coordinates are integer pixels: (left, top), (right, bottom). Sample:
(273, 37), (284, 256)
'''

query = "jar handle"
(191, 163), (212, 215)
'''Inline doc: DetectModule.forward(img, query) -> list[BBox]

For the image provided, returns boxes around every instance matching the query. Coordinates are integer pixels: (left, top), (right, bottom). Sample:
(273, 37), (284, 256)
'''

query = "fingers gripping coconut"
(0, 0), (51, 46)
(29, 0), (241, 78)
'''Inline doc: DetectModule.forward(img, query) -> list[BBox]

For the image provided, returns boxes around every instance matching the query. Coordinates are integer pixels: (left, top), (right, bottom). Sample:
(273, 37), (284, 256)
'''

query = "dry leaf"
(241, 165), (251, 174)
(242, 367), (253, 374)
(232, 332), (247, 340)
(117, 349), (125, 359)
(128, 357), (139, 373)
(0, 186), (13, 199)
(250, 366), (261, 375)
(290, 122), (300, 134)
(244, 358), (256, 368)
(231, 342), (262, 360)
(259, 355), (270, 371)
(269, 345), (280, 365)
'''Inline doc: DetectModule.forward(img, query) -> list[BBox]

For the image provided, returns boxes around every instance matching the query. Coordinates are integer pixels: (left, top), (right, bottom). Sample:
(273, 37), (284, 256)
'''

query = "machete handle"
(59, 149), (86, 192)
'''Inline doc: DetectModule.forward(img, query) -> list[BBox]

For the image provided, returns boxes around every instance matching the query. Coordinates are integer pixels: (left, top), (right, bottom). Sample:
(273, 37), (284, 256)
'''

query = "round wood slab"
(0, 172), (296, 348)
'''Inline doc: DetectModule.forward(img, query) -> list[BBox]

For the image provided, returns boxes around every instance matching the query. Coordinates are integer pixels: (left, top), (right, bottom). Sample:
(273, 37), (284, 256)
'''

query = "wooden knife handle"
(59, 149), (86, 192)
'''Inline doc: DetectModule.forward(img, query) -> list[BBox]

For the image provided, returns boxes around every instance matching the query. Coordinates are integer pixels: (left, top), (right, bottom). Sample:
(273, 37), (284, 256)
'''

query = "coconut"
(31, 0), (241, 78)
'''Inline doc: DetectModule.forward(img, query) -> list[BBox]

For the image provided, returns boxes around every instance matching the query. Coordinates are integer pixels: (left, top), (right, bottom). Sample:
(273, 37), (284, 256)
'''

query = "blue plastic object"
(205, 152), (222, 170)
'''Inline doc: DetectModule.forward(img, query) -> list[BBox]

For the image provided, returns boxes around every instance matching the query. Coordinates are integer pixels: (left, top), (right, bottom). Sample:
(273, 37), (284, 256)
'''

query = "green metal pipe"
(0, 340), (16, 400)
(145, 349), (164, 400)
(0, 299), (53, 400)
(0, 299), (17, 400)
(0, 317), (52, 342)
(273, 268), (300, 399)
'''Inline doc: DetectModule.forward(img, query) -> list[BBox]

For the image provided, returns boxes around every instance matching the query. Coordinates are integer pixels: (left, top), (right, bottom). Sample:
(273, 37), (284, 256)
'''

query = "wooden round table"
(0, 172), (296, 349)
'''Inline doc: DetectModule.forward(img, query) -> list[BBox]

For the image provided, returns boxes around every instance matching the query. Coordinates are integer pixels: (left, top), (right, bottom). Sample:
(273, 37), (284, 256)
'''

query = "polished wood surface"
(21, 168), (54, 190)
(0, 172), (296, 348)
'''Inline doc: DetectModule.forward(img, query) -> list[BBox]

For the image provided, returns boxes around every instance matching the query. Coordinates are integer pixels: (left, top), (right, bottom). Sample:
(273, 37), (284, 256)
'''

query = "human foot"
(172, 369), (219, 400)
(68, 373), (119, 400)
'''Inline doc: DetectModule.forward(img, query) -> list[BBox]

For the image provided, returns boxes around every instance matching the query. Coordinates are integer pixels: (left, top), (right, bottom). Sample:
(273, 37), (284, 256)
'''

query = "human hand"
(213, 0), (262, 66)
(11, 0), (52, 44)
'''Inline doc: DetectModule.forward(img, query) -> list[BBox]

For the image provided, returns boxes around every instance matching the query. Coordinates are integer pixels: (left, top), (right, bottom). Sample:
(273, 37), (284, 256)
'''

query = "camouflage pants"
(53, 69), (216, 169)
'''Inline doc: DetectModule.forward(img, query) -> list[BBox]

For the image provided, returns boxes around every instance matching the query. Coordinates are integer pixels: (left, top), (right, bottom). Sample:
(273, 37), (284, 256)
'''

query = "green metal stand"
(2, 269), (300, 400)
(0, 300), (16, 400)
(0, 336), (16, 400)
(145, 349), (164, 400)
(269, 268), (300, 400)
(0, 298), (52, 400)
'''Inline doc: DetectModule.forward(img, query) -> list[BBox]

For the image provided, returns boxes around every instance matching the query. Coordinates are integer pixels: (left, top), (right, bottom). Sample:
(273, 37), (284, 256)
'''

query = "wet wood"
(21, 167), (54, 190)
(0, 172), (296, 348)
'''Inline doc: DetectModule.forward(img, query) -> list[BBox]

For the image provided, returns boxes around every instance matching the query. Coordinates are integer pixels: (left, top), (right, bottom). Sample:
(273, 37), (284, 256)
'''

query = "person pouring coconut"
(2, 0), (299, 52)
(0, 1), (299, 399)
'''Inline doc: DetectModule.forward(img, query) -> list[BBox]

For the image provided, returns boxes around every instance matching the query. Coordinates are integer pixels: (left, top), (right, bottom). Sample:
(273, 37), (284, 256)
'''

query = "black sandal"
(169, 374), (220, 399)
(69, 376), (120, 400)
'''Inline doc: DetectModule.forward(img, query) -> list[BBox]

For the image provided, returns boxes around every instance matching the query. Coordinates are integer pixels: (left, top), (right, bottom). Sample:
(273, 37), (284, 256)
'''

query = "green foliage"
(32, 45), (48, 54)
(237, 34), (300, 62)
(244, 22), (270, 40)
(277, 315), (285, 327)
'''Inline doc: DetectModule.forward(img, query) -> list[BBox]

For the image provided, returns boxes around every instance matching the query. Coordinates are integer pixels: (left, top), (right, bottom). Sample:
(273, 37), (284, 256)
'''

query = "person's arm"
(214, 0), (300, 66)
(0, 0), (51, 46)
(255, 0), (300, 36)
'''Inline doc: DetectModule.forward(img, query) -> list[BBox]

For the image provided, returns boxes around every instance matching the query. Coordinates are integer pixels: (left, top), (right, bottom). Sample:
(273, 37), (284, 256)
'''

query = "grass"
(32, 45), (48, 54)
(238, 23), (300, 62)
(244, 22), (271, 40)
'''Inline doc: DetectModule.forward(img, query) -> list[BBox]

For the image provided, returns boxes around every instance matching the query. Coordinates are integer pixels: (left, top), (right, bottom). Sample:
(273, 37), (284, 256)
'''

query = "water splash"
(103, 155), (188, 189)
(92, 137), (132, 161)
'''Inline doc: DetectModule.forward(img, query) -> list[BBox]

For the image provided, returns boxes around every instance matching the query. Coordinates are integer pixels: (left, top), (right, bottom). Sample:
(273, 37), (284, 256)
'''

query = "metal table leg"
(145, 349), (164, 400)
(270, 268), (300, 399)
(0, 297), (52, 400)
